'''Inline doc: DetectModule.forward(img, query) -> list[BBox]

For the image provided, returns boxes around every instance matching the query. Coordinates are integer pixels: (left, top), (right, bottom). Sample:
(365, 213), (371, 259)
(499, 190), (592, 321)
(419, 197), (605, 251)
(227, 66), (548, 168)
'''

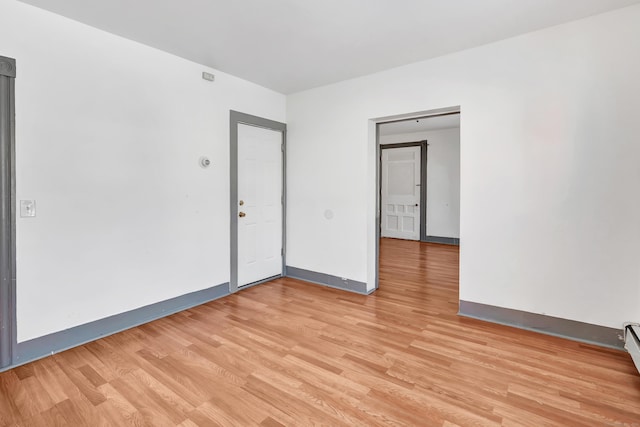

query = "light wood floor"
(1, 238), (639, 426)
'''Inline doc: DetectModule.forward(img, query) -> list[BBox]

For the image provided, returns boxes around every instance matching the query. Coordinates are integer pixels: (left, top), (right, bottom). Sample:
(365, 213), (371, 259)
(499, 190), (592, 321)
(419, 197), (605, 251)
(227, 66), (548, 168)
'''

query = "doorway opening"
(230, 111), (286, 293)
(374, 108), (460, 293)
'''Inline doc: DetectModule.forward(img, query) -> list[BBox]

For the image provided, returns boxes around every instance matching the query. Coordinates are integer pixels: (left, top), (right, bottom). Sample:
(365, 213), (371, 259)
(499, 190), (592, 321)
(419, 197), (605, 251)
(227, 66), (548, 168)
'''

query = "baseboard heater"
(624, 323), (640, 374)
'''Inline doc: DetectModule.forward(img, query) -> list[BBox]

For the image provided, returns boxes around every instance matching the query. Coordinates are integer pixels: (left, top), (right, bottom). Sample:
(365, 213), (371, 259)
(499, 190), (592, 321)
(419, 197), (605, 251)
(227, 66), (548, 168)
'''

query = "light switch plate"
(20, 200), (36, 217)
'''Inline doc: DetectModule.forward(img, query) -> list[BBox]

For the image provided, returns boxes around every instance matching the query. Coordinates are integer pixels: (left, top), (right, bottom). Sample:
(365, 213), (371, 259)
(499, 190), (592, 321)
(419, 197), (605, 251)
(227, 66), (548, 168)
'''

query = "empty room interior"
(1, 0), (640, 425)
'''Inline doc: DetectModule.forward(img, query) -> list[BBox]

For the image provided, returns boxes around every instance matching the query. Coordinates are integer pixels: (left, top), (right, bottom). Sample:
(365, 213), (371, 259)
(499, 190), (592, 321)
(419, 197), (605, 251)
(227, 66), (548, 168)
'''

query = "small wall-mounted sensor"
(199, 157), (211, 168)
(202, 72), (215, 82)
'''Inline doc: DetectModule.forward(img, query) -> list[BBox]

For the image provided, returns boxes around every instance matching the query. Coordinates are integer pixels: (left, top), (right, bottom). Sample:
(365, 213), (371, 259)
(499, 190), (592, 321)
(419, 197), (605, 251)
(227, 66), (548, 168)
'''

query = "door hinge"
(281, 248), (284, 256)
(281, 143), (284, 152)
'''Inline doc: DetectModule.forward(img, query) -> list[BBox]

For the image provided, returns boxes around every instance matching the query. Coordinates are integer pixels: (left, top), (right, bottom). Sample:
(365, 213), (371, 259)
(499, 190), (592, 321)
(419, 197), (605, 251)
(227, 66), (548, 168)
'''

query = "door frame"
(229, 111), (286, 293)
(0, 55), (16, 369)
(373, 107), (460, 290)
(380, 141), (428, 241)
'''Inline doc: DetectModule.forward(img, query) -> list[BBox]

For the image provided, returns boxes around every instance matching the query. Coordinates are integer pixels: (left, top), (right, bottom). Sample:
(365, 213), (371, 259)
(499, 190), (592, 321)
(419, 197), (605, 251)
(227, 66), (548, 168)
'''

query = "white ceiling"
(19, 0), (640, 94)
(379, 114), (460, 136)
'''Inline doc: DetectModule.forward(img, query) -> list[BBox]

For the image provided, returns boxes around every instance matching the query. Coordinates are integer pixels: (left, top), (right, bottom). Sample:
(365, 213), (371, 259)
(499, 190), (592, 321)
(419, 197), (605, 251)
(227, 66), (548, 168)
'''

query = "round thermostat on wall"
(199, 156), (211, 168)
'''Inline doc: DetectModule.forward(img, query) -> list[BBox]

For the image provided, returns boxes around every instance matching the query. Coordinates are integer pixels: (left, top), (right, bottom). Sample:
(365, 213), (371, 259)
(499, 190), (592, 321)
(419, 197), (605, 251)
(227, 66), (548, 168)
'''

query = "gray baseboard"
(459, 300), (624, 350)
(286, 266), (371, 295)
(423, 236), (459, 245)
(3, 283), (230, 372)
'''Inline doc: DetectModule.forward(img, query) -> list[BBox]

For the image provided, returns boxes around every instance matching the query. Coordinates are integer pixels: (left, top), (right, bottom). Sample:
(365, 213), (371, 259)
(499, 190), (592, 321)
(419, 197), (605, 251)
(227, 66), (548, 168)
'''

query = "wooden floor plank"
(1, 238), (639, 425)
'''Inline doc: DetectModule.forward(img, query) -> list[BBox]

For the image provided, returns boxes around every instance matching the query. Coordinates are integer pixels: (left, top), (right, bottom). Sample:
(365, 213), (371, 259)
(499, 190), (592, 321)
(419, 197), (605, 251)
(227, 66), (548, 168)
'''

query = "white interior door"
(237, 124), (283, 287)
(381, 146), (421, 240)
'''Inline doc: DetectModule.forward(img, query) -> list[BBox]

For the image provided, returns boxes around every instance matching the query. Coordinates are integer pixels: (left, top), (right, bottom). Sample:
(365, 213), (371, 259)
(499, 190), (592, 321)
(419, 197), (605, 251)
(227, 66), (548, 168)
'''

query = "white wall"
(287, 5), (640, 328)
(380, 128), (461, 238)
(1, 0), (286, 342)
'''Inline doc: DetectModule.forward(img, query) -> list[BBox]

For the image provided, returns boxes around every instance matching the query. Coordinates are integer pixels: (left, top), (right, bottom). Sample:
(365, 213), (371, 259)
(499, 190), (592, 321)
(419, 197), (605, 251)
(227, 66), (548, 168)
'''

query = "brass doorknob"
(239, 212), (246, 218)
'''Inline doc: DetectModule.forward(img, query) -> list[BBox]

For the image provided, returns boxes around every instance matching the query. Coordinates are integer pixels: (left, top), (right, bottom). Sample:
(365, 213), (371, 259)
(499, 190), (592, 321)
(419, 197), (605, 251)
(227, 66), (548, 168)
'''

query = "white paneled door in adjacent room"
(381, 146), (421, 240)
(237, 123), (283, 287)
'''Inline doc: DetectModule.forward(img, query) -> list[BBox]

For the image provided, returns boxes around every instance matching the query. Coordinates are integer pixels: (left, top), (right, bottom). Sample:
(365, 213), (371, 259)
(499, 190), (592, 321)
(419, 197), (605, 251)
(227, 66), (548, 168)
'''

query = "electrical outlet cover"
(20, 200), (36, 217)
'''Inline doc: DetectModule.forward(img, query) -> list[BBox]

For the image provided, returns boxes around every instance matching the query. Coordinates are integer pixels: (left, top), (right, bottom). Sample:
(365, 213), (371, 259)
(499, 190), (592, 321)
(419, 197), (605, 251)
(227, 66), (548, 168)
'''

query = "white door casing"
(381, 146), (421, 240)
(237, 123), (283, 287)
